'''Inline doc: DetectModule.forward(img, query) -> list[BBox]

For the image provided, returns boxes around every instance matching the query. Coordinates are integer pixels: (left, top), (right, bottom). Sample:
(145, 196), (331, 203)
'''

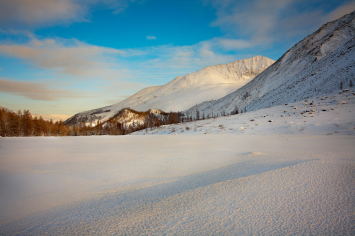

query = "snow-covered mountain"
(185, 11), (355, 119)
(64, 56), (274, 125)
(64, 107), (179, 131)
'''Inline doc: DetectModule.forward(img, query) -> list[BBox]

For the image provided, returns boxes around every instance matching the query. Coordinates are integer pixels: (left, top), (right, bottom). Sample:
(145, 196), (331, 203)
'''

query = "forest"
(0, 107), (183, 137)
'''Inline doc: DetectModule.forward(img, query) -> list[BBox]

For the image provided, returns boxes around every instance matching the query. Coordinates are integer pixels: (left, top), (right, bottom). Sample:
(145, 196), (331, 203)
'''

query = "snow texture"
(64, 56), (274, 126)
(185, 11), (355, 119)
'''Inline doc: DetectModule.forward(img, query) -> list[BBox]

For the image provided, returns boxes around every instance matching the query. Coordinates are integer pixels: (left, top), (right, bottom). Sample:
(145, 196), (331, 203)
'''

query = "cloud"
(217, 39), (252, 50)
(325, 2), (355, 22)
(0, 0), (86, 28)
(130, 40), (247, 85)
(0, 34), (246, 90)
(146, 36), (157, 40)
(206, 0), (355, 46)
(0, 36), (130, 80)
(0, 0), (139, 29)
(139, 38), (248, 72)
(0, 78), (88, 101)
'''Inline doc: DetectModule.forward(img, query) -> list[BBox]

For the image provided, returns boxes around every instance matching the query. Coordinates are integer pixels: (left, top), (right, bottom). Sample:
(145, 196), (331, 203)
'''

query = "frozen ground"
(0, 135), (354, 235)
(0, 90), (354, 235)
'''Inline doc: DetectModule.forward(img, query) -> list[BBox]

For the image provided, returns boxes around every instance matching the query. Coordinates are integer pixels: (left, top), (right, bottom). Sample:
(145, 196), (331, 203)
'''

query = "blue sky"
(0, 0), (354, 121)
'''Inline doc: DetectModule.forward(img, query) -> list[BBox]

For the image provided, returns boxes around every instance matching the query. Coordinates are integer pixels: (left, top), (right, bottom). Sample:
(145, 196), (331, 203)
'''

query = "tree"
(0, 108), (7, 137)
(22, 110), (33, 136)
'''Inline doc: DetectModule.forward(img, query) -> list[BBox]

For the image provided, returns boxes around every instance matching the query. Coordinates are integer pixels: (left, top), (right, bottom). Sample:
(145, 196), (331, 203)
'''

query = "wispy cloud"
(146, 36), (157, 40)
(0, 78), (88, 101)
(206, 0), (355, 47)
(0, 0), (86, 29)
(139, 40), (240, 71)
(0, 33), (244, 91)
(326, 1), (355, 22)
(0, 35), (130, 80)
(0, 0), (140, 29)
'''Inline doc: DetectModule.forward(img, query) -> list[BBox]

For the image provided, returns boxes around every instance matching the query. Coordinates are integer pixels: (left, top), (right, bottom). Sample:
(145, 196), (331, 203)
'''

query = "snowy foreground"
(1, 92), (355, 235)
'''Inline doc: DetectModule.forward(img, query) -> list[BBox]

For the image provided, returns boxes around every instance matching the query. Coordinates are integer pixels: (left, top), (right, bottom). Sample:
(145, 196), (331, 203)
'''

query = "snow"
(1, 89), (354, 235)
(64, 56), (274, 126)
(134, 89), (355, 136)
(1, 136), (354, 235)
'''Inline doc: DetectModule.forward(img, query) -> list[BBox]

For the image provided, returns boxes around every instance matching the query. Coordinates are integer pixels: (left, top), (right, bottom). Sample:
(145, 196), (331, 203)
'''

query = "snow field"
(0, 133), (354, 235)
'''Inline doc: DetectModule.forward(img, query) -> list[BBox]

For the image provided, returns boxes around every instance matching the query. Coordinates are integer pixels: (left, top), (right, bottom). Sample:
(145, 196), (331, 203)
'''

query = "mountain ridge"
(64, 55), (274, 125)
(184, 11), (355, 119)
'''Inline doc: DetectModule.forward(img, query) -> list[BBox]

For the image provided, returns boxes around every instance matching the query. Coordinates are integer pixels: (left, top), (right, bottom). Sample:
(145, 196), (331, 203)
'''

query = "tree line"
(0, 107), (183, 137)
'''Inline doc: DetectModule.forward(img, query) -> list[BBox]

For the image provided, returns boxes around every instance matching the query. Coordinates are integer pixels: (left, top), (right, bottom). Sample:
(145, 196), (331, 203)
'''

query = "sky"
(0, 0), (354, 121)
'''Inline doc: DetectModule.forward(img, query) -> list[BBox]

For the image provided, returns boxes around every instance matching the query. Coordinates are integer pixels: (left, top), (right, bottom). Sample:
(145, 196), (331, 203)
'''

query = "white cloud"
(0, 78), (88, 101)
(217, 39), (252, 50)
(325, 2), (355, 22)
(0, 0), (140, 29)
(0, 0), (86, 28)
(206, 0), (355, 47)
(0, 36), (130, 80)
(138, 41), (237, 73)
(146, 36), (157, 40)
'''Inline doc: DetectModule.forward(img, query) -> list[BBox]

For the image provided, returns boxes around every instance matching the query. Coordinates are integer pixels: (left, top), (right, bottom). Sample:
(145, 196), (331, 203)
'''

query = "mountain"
(133, 88), (355, 136)
(64, 56), (274, 125)
(185, 11), (355, 119)
(64, 107), (180, 131)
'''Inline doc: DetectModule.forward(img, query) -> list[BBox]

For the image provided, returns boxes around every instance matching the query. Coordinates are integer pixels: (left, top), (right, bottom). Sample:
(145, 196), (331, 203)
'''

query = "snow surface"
(0, 90), (354, 235)
(65, 56), (274, 126)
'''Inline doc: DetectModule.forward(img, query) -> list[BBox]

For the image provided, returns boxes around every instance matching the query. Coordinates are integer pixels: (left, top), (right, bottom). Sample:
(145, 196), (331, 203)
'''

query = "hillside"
(134, 88), (355, 136)
(64, 56), (274, 126)
(185, 11), (355, 119)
